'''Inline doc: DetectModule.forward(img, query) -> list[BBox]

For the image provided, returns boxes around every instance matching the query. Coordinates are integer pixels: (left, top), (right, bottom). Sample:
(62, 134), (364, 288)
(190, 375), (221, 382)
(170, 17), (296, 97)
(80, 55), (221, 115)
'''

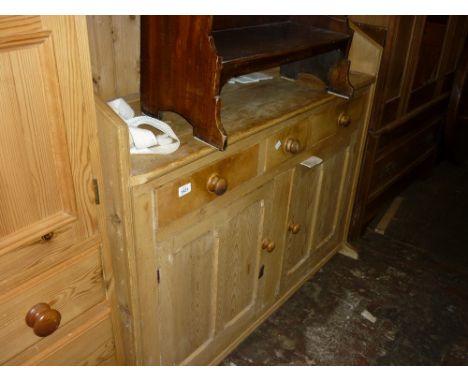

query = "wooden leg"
(337, 242), (359, 260)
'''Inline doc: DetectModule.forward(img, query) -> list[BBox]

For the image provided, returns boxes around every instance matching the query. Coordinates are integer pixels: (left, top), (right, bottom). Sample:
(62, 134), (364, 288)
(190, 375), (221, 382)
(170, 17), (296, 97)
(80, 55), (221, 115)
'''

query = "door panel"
(281, 163), (322, 290)
(157, 185), (268, 365)
(158, 232), (217, 365)
(0, 28), (78, 255)
(216, 199), (263, 331)
(313, 146), (351, 252)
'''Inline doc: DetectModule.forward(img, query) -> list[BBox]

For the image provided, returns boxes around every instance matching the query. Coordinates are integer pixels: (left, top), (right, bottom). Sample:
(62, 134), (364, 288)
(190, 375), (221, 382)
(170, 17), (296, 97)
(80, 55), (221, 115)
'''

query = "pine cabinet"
(89, 16), (381, 365)
(0, 16), (122, 365)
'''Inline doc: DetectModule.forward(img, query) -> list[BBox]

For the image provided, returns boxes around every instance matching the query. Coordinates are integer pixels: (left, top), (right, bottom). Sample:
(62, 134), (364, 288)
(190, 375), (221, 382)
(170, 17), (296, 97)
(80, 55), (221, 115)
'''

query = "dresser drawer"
(156, 145), (259, 228)
(0, 223), (80, 293)
(265, 95), (365, 171)
(0, 244), (106, 363)
(5, 303), (116, 365)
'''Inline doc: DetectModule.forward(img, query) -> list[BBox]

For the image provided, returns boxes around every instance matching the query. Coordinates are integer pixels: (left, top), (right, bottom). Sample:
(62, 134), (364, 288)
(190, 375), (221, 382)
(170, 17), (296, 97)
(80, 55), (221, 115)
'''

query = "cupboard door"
(157, 232), (217, 365)
(257, 171), (291, 310)
(312, 132), (357, 256)
(157, 185), (268, 365)
(0, 16), (98, 262)
(280, 163), (322, 291)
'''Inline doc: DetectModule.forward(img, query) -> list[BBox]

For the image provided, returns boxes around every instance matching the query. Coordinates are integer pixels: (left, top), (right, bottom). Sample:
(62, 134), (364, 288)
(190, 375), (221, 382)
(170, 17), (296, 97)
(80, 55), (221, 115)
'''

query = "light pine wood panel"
(0, 29), (79, 255)
(281, 162), (322, 289)
(86, 16), (140, 100)
(156, 184), (270, 365)
(32, 315), (116, 366)
(313, 145), (351, 251)
(158, 232), (217, 365)
(41, 16), (100, 240)
(0, 16), (41, 37)
(216, 200), (263, 331)
(0, 230), (94, 294)
(95, 96), (137, 364)
(6, 303), (116, 365)
(257, 172), (292, 310)
(0, 245), (106, 363)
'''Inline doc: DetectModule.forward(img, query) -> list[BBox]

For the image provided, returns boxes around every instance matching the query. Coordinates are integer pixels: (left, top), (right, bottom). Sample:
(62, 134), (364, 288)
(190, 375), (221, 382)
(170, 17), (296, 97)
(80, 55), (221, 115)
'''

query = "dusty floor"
(221, 160), (468, 365)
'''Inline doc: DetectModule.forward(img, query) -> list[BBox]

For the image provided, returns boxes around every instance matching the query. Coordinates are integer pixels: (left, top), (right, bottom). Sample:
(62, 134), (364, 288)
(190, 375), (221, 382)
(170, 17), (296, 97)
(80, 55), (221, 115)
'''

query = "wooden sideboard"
(88, 16), (382, 365)
(0, 16), (123, 365)
(348, 16), (468, 238)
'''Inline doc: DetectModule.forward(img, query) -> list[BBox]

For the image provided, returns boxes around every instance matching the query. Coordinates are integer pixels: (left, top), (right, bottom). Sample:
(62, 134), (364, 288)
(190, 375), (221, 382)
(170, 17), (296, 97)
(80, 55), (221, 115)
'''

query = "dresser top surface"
(127, 71), (373, 185)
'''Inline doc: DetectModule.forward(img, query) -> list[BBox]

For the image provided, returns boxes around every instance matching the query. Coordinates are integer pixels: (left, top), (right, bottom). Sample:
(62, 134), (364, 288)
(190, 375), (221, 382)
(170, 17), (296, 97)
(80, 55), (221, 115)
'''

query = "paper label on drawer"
(178, 182), (192, 198)
(300, 156), (323, 168)
(275, 140), (282, 150)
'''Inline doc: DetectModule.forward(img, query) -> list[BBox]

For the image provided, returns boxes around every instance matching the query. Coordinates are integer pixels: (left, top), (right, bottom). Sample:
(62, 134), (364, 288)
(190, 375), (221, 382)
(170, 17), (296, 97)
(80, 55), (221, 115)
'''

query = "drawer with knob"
(0, 222), (84, 294)
(0, 244), (106, 363)
(155, 145), (259, 228)
(265, 96), (365, 171)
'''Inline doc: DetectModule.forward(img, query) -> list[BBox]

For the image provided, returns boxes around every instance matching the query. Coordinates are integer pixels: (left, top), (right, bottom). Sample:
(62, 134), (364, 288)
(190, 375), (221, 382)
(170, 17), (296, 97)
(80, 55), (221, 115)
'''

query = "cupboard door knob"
(262, 239), (275, 252)
(207, 174), (228, 196)
(41, 232), (54, 241)
(338, 113), (352, 128)
(288, 223), (301, 234)
(25, 303), (61, 337)
(284, 138), (301, 154)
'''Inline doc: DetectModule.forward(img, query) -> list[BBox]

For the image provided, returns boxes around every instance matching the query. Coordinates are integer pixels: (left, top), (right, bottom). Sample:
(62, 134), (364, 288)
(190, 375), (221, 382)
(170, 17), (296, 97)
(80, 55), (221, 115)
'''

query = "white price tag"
(178, 182), (192, 198)
(275, 140), (282, 150)
(300, 156), (323, 168)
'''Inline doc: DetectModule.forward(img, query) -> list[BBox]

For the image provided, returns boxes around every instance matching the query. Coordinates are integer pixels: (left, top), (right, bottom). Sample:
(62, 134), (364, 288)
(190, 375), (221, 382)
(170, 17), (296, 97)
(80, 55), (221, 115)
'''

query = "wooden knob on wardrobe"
(207, 174), (228, 196)
(41, 232), (54, 241)
(288, 223), (301, 234)
(262, 239), (276, 253)
(337, 113), (352, 128)
(284, 138), (301, 154)
(25, 303), (61, 337)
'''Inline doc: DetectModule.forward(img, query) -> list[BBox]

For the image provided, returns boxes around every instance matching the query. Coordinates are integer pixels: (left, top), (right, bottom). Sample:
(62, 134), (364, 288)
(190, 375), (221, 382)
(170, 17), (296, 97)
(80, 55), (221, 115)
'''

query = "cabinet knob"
(288, 223), (301, 234)
(25, 303), (61, 337)
(207, 174), (228, 196)
(41, 232), (54, 241)
(262, 239), (276, 252)
(338, 113), (352, 128)
(284, 138), (302, 154)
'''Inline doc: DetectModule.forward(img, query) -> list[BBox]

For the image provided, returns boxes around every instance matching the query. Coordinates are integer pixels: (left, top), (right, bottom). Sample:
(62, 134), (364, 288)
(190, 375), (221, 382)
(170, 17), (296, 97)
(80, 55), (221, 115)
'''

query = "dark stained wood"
(212, 16), (289, 31)
(140, 16), (354, 151)
(348, 16), (468, 241)
(411, 16), (449, 91)
(445, 42), (468, 162)
(214, 21), (351, 85)
(25, 303), (61, 337)
(140, 16), (228, 150)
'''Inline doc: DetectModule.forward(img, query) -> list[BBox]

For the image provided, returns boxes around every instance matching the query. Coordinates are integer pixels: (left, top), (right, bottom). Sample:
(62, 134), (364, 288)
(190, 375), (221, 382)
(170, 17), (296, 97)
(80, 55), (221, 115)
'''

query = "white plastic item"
(107, 97), (180, 155)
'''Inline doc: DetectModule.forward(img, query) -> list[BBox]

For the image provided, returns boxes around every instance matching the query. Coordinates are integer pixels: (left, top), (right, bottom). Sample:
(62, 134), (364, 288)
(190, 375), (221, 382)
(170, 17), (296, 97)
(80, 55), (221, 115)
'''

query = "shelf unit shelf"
(141, 16), (355, 150)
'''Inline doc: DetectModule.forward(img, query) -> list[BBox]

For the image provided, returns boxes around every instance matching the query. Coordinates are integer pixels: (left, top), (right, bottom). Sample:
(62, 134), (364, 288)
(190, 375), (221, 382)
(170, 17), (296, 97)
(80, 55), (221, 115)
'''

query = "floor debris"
(361, 309), (377, 323)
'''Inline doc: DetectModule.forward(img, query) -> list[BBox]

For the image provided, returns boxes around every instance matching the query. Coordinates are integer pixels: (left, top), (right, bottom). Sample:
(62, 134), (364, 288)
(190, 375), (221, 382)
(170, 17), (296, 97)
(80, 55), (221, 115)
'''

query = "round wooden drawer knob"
(25, 303), (61, 337)
(338, 113), (352, 128)
(284, 138), (302, 154)
(41, 232), (54, 241)
(288, 223), (301, 234)
(262, 239), (276, 253)
(207, 174), (228, 196)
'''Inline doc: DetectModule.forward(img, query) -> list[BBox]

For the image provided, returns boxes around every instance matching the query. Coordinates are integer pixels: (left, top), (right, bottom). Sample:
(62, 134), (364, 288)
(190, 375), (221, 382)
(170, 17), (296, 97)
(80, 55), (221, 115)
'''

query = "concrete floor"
(221, 160), (468, 365)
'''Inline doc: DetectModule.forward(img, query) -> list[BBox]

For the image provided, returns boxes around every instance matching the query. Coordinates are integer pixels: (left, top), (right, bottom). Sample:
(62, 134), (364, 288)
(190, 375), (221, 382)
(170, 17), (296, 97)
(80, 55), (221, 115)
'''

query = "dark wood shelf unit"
(141, 16), (354, 150)
(213, 21), (351, 85)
